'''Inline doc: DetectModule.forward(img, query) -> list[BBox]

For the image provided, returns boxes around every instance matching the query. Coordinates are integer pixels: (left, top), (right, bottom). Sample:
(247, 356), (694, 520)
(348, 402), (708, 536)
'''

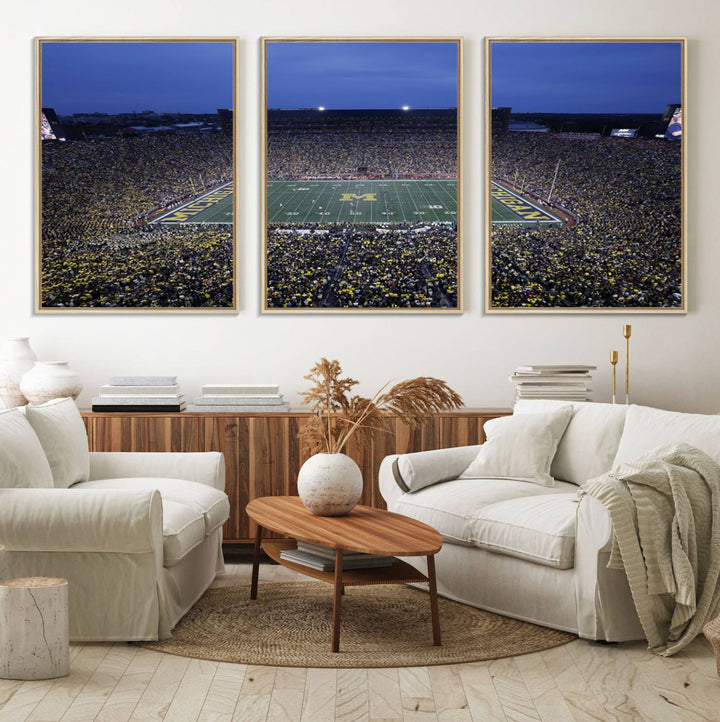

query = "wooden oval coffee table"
(246, 496), (443, 653)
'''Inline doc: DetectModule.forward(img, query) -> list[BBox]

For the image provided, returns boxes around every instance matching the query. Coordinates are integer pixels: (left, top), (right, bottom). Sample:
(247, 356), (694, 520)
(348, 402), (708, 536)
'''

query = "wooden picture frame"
(262, 37), (462, 312)
(36, 37), (238, 312)
(485, 38), (686, 313)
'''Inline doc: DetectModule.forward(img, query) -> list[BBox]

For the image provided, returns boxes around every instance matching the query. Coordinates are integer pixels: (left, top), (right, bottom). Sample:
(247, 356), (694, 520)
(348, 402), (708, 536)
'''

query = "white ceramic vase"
(0, 337), (37, 407)
(297, 453), (363, 516)
(20, 362), (83, 406)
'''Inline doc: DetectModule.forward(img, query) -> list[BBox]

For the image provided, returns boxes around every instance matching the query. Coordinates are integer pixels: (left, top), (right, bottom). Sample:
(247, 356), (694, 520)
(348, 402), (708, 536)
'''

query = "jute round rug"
(139, 583), (575, 668)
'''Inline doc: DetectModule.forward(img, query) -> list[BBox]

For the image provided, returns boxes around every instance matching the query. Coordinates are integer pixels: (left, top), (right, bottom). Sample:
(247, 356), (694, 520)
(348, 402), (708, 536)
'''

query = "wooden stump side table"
(0, 577), (70, 680)
(246, 496), (443, 653)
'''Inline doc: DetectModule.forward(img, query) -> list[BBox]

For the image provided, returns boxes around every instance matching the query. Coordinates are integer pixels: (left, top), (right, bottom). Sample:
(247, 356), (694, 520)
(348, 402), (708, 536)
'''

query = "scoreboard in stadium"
(610, 128), (638, 138)
(40, 108), (66, 142)
(664, 107), (682, 141)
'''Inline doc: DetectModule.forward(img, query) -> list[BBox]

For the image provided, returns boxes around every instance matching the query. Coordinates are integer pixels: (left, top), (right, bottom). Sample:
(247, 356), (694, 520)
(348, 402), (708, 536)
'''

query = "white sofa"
(0, 398), (229, 641)
(380, 400), (720, 641)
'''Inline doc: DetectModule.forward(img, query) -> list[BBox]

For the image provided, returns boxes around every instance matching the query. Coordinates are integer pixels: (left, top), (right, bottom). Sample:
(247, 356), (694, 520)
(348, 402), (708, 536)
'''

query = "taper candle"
(623, 325), (632, 404)
(610, 350), (619, 405)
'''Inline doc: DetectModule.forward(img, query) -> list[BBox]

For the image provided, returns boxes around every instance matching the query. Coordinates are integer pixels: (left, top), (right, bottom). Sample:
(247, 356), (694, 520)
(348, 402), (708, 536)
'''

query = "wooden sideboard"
(81, 408), (510, 543)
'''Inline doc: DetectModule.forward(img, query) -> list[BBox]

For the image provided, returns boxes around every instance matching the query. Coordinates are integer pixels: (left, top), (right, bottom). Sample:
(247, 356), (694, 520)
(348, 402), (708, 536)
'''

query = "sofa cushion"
(613, 404), (720, 468)
(392, 476), (578, 552)
(162, 500), (207, 567)
(514, 400), (627, 485)
(471, 494), (578, 569)
(460, 407), (572, 486)
(24, 398), (90, 489)
(74, 477), (229, 535)
(0, 408), (54, 488)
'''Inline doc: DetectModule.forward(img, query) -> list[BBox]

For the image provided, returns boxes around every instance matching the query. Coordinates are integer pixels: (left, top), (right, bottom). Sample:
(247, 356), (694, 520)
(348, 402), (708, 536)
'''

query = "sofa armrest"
(379, 455), (404, 509)
(379, 444), (483, 506)
(89, 452), (225, 491)
(576, 493), (613, 554)
(0, 488), (163, 553)
(574, 494), (611, 639)
(574, 493), (643, 640)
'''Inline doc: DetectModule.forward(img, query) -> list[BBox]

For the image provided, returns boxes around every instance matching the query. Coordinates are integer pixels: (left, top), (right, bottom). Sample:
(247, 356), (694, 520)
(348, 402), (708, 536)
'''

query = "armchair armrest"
(89, 452), (225, 491)
(0, 488), (163, 553)
(379, 445), (483, 506)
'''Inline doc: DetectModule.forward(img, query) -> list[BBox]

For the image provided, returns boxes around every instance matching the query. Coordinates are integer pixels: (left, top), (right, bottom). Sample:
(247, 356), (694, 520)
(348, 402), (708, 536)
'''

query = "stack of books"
(280, 541), (395, 572)
(189, 384), (290, 413)
(510, 365), (596, 402)
(92, 375), (184, 412)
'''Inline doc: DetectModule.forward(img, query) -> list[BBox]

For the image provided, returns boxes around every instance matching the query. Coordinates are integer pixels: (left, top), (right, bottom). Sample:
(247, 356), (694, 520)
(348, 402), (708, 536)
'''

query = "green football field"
(152, 179), (457, 226)
(491, 181), (564, 226)
(149, 179), (565, 229)
(186, 197), (233, 223)
(268, 179), (457, 224)
(154, 182), (234, 224)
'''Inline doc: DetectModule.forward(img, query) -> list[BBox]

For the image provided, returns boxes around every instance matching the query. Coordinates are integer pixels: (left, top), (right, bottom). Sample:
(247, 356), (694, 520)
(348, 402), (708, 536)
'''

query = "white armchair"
(0, 399), (229, 641)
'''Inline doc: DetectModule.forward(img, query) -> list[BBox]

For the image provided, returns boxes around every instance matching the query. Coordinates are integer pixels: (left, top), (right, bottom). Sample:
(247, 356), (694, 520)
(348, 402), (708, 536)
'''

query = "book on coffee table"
(280, 546), (395, 572)
(296, 540), (392, 562)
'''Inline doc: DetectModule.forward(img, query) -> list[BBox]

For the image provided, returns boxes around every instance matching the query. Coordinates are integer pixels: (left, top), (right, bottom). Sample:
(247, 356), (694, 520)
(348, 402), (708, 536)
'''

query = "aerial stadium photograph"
(487, 39), (685, 312)
(37, 38), (236, 311)
(263, 39), (461, 311)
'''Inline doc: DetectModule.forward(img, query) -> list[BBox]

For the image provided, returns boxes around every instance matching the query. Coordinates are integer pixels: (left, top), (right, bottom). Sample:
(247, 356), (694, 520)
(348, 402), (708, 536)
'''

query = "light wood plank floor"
(1, 562), (719, 721)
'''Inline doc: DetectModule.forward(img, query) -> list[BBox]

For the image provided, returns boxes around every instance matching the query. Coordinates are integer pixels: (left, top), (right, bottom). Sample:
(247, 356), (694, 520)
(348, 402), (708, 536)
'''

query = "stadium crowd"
(490, 132), (682, 307)
(266, 110), (459, 309)
(268, 129), (456, 180)
(41, 133), (234, 308)
(41, 225), (233, 308)
(266, 223), (457, 308)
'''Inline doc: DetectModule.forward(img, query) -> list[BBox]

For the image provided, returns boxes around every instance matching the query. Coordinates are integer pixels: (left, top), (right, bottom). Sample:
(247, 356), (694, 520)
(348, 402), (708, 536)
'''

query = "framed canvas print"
(486, 38), (686, 313)
(36, 38), (237, 312)
(262, 37), (462, 312)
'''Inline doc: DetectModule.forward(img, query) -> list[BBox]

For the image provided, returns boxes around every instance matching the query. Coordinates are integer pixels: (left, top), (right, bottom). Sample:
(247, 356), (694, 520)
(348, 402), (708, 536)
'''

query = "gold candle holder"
(623, 324), (632, 404)
(610, 350), (619, 404)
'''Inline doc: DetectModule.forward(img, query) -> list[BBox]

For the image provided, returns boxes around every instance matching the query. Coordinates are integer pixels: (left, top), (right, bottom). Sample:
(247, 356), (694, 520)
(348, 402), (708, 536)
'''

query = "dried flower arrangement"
(299, 358), (463, 454)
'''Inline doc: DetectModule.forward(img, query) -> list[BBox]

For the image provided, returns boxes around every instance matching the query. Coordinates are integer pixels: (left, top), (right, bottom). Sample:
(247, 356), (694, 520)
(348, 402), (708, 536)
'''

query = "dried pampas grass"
(299, 358), (463, 454)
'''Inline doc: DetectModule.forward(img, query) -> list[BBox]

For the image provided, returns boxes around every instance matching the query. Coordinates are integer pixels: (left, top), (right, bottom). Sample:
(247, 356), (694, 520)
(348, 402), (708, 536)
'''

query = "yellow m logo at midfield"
(339, 193), (377, 202)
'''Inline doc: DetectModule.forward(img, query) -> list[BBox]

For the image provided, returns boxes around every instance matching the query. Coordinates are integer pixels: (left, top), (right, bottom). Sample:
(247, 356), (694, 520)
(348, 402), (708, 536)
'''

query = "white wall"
(2, 0), (718, 413)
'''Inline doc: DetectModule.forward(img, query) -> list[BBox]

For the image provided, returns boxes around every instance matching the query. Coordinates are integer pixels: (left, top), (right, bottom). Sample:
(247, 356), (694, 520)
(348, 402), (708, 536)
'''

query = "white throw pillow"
(613, 404), (720, 468)
(24, 398), (90, 489)
(513, 400), (628, 484)
(459, 407), (573, 487)
(393, 445), (484, 493)
(0, 408), (54, 488)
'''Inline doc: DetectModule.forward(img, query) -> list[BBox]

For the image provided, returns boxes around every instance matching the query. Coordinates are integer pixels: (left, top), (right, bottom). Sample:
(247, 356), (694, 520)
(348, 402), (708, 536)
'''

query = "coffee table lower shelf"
(263, 539), (430, 586)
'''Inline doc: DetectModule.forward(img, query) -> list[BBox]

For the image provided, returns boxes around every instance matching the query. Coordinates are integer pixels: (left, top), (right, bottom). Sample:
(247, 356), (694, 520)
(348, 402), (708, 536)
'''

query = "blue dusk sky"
(41, 41), (234, 114)
(266, 41), (459, 110)
(491, 41), (682, 113)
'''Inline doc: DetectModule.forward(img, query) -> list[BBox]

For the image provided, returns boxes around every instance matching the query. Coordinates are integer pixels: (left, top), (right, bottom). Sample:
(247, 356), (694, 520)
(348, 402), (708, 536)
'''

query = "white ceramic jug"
(20, 361), (83, 406)
(0, 337), (37, 407)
